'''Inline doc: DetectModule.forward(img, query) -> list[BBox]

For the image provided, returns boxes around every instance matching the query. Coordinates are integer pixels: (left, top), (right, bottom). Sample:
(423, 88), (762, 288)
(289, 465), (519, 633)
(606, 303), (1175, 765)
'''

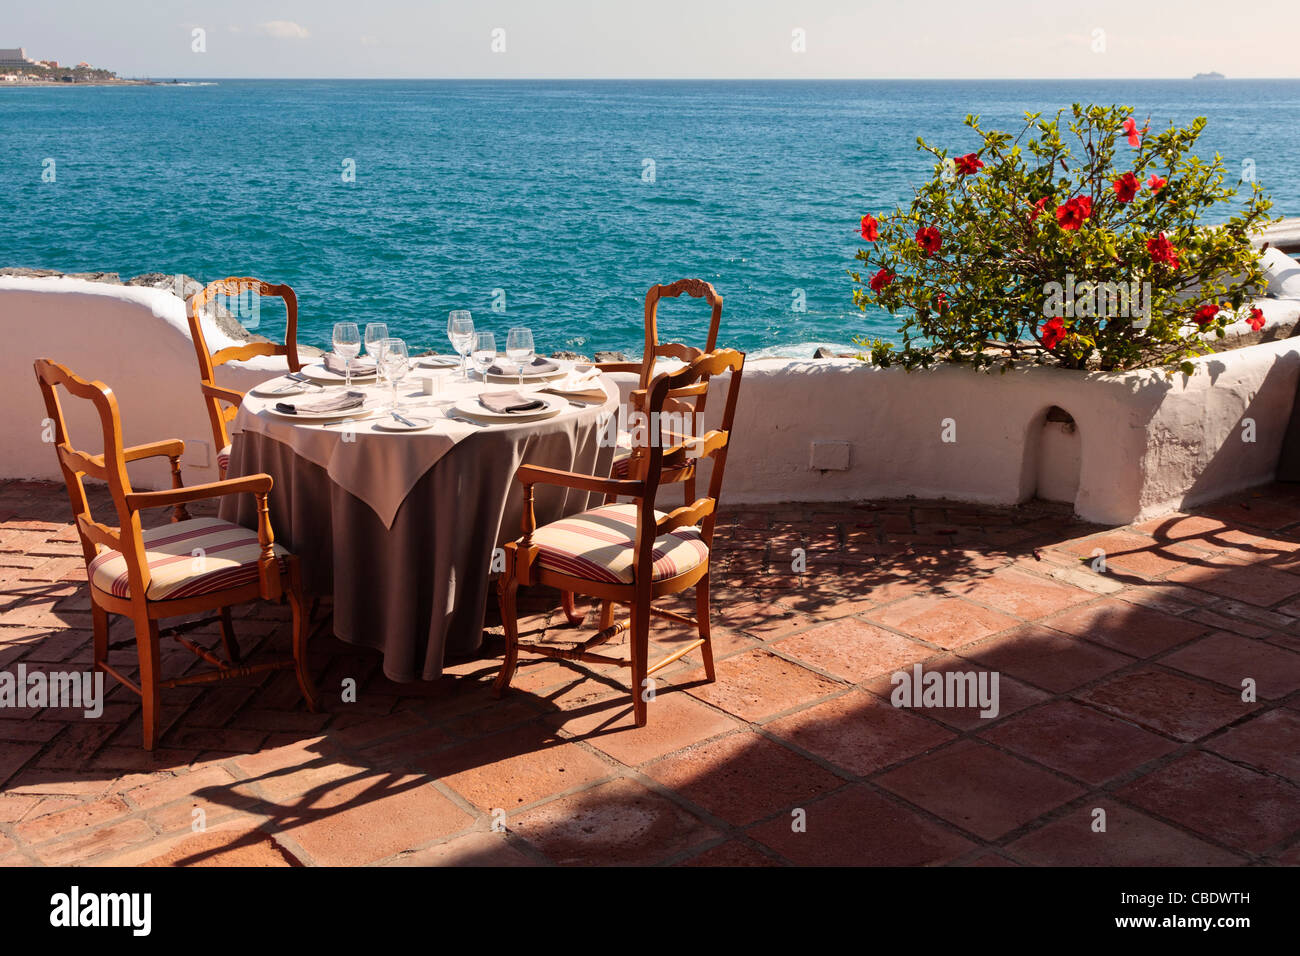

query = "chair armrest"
(125, 473), (273, 511)
(595, 361), (642, 375)
(515, 464), (642, 498)
(201, 382), (246, 407)
(121, 439), (185, 463)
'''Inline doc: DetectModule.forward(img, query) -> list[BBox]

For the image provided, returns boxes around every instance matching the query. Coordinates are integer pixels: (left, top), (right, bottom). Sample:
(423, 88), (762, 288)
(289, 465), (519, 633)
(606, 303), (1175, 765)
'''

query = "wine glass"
(470, 331), (497, 384)
(381, 337), (409, 410)
(365, 322), (389, 386)
(332, 322), (361, 388)
(447, 311), (474, 382)
(506, 327), (534, 386)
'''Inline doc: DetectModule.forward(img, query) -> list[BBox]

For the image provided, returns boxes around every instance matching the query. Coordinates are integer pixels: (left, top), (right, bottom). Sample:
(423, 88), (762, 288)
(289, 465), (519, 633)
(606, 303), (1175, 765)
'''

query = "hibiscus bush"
(850, 104), (1274, 372)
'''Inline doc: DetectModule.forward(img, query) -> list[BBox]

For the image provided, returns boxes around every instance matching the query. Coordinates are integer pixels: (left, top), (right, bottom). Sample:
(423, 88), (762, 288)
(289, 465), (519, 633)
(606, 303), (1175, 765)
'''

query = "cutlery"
(391, 410), (418, 427)
(446, 412), (488, 428)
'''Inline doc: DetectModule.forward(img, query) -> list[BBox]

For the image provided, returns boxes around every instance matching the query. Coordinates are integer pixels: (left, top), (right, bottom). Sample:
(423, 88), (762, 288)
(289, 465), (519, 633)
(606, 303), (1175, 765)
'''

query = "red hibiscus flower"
(1040, 317), (1066, 349)
(1147, 174), (1167, 193)
(1055, 196), (1093, 230)
(954, 153), (984, 176)
(1121, 117), (1148, 148)
(935, 292), (948, 312)
(868, 268), (894, 293)
(1193, 303), (1221, 327)
(916, 226), (942, 256)
(1029, 196), (1051, 222)
(1112, 172), (1140, 203)
(860, 214), (879, 241)
(1147, 232), (1180, 269)
(1248, 307), (1266, 331)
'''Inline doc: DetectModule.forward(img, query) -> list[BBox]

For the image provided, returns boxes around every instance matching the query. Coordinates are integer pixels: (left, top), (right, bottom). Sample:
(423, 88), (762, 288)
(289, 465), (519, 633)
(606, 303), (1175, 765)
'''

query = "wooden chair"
(187, 277), (302, 479)
(495, 348), (744, 726)
(34, 358), (319, 750)
(558, 279), (723, 625)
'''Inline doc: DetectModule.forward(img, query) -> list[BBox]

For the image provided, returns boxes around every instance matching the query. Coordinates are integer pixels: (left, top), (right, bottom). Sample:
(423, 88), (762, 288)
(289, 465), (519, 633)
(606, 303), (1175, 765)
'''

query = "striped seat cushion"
(87, 516), (288, 601)
(531, 503), (708, 584)
(217, 443), (232, 474)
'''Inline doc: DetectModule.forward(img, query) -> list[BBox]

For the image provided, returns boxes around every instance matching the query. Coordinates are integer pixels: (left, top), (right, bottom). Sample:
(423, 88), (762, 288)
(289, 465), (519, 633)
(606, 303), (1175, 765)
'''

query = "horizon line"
(112, 75), (1298, 82)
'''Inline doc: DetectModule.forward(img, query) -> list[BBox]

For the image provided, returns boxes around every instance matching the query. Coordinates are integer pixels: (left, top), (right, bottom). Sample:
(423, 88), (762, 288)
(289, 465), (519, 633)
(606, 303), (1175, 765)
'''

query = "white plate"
(484, 368), (567, 384)
(262, 401), (374, 422)
(300, 361), (378, 383)
(250, 379), (317, 398)
(372, 414), (435, 431)
(453, 391), (566, 423)
(416, 356), (460, 369)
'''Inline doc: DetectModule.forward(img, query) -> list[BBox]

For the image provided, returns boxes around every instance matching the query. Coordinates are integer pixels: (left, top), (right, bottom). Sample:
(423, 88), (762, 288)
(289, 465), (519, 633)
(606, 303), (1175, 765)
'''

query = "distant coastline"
(0, 76), (151, 87)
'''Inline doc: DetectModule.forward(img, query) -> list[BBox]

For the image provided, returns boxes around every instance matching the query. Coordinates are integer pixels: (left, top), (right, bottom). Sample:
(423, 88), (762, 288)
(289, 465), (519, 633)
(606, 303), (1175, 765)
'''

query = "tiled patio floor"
(2, 478), (1300, 866)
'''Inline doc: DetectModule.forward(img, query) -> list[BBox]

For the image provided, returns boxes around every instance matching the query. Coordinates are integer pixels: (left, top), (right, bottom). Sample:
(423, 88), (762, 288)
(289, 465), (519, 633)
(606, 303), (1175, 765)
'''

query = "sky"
(5, 0), (1297, 80)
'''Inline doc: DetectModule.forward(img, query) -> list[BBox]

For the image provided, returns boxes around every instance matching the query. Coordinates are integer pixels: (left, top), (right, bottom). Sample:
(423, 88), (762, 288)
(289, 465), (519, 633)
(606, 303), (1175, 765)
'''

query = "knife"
(391, 410), (418, 427)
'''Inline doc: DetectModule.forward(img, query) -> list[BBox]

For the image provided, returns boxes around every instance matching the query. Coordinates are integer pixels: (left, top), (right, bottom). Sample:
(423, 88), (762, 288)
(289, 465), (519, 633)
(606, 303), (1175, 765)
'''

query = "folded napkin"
(488, 356), (559, 376)
(323, 352), (377, 375)
(275, 390), (366, 415)
(478, 390), (548, 414)
(540, 368), (605, 400)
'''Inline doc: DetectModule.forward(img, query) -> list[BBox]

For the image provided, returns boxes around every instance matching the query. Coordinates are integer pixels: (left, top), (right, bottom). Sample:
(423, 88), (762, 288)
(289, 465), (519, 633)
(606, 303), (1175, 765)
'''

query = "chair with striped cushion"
(495, 348), (744, 727)
(558, 278), (724, 625)
(34, 358), (318, 750)
(187, 277), (303, 479)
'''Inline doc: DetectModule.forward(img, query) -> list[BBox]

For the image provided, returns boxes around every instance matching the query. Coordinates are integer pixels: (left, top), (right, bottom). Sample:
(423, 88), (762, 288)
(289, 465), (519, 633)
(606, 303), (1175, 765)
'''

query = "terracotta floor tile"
(423, 723), (614, 811)
(980, 700), (1179, 786)
(389, 830), (539, 866)
(748, 784), (976, 865)
(1075, 668), (1255, 742)
(960, 625), (1135, 693)
(684, 649), (842, 722)
(949, 567), (1096, 619)
(1161, 632), (1300, 698)
(141, 825), (300, 867)
(859, 654), (1050, 730)
(1165, 558), (1300, 607)
(554, 693), (737, 767)
(865, 595), (1020, 649)
(1006, 802), (1245, 866)
(772, 618), (934, 683)
(282, 773), (474, 865)
(642, 731), (843, 826)
(510, 778), (717, 865)
(1041, 598), (1208, 657)
(764, 689), (955, 777)
(680, 839), (780, 866)
(1117, 751), (1300, 853)
(875, 739), (1084, 840)
(1205, 708), (1300, 782)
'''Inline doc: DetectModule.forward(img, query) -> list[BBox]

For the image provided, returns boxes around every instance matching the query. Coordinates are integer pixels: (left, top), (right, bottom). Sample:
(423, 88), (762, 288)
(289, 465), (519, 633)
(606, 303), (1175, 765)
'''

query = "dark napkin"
(478, 390), (548, 414)
(488, 356), (559, 376)
(275, 390), (366, 415)
(323, 352), (377, 375)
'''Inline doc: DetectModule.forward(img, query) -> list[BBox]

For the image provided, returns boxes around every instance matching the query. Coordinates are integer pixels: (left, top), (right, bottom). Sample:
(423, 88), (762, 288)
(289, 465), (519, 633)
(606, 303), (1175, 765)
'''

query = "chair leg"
(599, 599), (615, 631)
(630, 599), (652, 727)
(133, 616), (162, 751)
(218, 606), (241, 664)
(560, 590), (584, 627)
(287, 583), (319, 712)
(696, 574), (715, 682)
(493, 555), (520, 697)
(91, 603), (110, 671)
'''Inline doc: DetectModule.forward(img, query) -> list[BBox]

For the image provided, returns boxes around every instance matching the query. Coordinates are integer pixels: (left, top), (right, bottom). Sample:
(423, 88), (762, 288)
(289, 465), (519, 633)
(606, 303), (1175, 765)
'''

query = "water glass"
(447, 311), (474, 382)
(471, 332), (497, 384)
(365, 322), (389, 385)
(506, 327), (534, 386)
(332, 322), (361, 388)
(382, 337), (409, 408)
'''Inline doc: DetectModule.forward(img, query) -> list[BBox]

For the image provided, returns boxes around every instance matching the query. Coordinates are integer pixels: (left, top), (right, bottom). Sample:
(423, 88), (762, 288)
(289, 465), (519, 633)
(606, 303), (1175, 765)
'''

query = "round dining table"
(217, 359), (618, 682)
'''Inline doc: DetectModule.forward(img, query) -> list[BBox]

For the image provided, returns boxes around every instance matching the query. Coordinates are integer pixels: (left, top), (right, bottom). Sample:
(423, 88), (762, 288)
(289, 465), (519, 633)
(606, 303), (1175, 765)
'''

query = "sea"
(2, 79), (1297, 358)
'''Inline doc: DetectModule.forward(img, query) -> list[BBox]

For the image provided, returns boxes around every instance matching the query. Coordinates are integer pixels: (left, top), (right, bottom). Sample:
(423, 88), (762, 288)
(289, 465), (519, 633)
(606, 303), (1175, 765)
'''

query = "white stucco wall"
(0, 277), (277, 490)
(4, 275), (1300, 527)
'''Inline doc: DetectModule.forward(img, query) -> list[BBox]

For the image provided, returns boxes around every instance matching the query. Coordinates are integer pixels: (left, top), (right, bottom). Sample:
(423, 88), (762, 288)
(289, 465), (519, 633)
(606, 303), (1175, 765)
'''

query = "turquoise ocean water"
(2, 79), (1298, 357)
